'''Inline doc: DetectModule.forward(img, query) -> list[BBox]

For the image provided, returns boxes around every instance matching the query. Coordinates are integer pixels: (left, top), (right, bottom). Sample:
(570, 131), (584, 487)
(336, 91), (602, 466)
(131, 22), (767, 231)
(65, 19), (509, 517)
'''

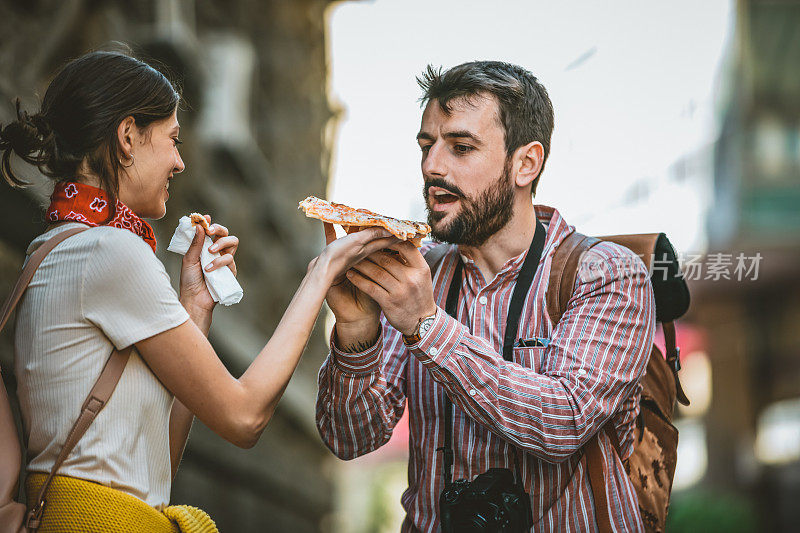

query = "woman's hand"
(179, 215), (240, 321)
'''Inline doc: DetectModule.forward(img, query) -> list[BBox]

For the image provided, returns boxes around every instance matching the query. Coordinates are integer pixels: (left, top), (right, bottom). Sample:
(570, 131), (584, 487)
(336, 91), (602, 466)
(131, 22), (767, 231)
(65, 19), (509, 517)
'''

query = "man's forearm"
(334, 318), (381, 353)
(316, 340), (406, 459)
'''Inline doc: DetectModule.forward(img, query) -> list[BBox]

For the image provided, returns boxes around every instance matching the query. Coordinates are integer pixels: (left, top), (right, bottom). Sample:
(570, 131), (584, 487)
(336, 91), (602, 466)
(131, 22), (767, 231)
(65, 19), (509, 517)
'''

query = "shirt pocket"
(511, 346), (547, 373)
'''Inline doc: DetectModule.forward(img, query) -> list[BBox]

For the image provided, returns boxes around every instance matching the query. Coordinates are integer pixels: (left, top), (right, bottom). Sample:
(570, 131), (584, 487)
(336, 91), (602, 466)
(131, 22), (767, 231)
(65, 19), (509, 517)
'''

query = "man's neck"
(458, 200), (538, 281)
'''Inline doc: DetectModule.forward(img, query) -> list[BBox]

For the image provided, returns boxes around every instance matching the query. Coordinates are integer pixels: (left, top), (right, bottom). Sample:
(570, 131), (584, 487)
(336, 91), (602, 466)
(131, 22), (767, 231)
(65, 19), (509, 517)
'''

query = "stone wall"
(0, 1), (341, 530)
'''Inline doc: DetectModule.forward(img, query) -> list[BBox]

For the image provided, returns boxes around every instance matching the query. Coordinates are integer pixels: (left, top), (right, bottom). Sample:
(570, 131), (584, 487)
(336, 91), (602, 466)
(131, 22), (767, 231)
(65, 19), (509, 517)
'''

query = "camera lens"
(455, 513), (491, 532)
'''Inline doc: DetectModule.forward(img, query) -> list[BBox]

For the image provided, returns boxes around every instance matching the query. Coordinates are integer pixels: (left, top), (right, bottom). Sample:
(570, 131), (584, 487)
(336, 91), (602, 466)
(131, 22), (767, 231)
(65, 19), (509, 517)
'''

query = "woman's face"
(119, 109), (185, 219)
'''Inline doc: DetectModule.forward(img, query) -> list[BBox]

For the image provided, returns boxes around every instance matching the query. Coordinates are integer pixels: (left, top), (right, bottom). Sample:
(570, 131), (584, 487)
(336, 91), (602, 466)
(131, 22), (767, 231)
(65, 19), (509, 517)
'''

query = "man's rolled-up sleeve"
(316, 321), (408, 460)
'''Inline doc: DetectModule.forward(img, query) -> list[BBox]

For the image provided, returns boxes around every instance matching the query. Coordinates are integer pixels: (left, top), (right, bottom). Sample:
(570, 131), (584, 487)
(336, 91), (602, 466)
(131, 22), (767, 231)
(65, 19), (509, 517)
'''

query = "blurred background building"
(682, 0), (800, 531)
(0, 0), (341, 531)
(0, 0), (798, 532)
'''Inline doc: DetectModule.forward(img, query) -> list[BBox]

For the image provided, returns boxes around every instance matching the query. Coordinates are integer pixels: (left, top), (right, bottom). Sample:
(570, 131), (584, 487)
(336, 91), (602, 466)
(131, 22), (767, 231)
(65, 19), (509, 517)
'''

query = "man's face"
(417, 94), (514, 246)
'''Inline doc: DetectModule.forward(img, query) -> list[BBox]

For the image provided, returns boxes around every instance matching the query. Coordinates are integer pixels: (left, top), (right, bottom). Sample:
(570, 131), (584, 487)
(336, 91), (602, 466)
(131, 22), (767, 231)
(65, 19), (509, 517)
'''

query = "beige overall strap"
(0, 226), (133, 532)
(25, 346), (132, 531)
(0, 227), (89, 333)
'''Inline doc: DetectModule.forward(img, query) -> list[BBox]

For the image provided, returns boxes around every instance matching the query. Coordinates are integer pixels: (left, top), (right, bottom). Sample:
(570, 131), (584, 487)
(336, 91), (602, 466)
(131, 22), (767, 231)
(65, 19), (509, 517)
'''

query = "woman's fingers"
(207, 224), (230, 247)
(359, 237), (402, 259)
(208, 235), (239, 255)
(204, 254), (237, 276)
(323, 222), (337, 245)
(383, 239), (425, 268)
(189, 215), (239, 276)
(184, 225), (205, 265)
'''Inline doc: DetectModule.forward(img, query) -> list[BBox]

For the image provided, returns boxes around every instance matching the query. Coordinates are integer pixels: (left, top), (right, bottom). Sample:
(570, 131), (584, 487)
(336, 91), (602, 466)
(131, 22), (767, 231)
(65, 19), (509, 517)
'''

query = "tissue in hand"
(167, 215), (243, 306)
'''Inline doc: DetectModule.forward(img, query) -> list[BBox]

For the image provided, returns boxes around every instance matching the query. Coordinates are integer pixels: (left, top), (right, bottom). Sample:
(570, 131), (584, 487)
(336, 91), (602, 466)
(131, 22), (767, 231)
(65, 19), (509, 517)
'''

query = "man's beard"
(424, 160), (514, 247)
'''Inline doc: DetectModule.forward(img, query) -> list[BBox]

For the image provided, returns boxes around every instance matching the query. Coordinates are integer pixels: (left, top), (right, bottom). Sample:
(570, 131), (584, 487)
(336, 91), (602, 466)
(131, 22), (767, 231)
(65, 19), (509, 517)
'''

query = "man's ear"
(512, 141), (544, 190)
(116, 116), (137, 161)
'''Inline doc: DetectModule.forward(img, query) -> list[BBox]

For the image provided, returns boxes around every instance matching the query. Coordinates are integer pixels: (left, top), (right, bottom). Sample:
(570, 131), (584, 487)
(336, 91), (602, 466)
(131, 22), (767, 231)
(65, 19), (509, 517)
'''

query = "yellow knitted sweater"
(26, 473), (218, 533)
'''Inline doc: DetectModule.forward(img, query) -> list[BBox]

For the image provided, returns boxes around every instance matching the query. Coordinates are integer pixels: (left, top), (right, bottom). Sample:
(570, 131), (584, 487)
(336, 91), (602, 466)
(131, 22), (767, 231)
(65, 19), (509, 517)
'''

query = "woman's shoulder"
(28, 223), (160, 268)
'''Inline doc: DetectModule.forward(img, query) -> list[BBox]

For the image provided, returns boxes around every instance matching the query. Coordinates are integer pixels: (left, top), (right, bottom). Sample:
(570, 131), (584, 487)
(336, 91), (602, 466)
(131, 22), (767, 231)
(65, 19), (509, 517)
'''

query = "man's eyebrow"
(416, 130), (483, 144)
(443, 130), (483, 144)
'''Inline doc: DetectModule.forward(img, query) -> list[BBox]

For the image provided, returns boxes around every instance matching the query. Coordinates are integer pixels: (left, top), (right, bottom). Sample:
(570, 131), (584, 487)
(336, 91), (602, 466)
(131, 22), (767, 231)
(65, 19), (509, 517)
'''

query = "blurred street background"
(1, 0), (798, 531)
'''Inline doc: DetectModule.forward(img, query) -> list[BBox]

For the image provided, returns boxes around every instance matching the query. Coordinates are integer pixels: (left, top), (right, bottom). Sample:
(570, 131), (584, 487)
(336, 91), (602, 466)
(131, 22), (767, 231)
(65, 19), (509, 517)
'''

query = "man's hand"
(320, 222), (385, 349)
(345, 241), (437, 336)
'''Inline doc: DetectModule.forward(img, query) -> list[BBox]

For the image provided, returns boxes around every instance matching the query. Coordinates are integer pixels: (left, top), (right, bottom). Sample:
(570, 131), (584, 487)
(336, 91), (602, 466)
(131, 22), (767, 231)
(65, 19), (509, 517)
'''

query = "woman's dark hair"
(0, 50), (180, 207)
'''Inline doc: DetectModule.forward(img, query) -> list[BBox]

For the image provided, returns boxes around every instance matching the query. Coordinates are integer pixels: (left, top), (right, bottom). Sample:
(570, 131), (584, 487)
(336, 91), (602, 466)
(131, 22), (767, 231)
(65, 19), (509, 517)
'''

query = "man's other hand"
(346, 241), (437, 336)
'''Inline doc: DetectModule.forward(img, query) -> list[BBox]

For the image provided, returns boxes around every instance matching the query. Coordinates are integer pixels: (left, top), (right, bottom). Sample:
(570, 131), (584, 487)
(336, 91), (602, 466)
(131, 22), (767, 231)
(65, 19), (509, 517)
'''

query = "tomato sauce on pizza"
(299, 196), (430, 247)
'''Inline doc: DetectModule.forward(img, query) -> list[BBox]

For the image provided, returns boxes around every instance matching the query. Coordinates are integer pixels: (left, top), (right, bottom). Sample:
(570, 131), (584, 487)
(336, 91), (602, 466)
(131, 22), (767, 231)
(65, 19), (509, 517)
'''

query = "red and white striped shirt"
(316, 205), (655, 532)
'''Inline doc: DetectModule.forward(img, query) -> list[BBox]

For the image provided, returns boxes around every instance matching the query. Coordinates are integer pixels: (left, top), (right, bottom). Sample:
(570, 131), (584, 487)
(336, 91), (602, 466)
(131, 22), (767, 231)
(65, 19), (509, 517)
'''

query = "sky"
(326, 0), (734, 254)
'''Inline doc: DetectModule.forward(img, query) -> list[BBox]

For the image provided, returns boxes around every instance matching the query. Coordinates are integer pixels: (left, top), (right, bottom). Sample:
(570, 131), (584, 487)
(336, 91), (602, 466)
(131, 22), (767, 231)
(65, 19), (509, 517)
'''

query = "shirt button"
(430, 347), (439, 356)
(469, 389), (477, 396)
(478, 296), (488, 305)
(577, 368), (588, 376)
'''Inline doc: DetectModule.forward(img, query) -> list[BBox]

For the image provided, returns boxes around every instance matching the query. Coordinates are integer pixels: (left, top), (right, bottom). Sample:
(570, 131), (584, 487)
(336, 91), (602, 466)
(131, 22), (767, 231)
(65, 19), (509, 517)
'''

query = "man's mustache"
(423, 178), (465, 199)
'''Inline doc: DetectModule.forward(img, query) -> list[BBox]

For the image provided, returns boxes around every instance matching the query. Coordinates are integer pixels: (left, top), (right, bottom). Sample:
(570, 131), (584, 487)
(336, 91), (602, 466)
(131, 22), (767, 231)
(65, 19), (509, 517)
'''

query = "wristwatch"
(402, 312), (437, 345)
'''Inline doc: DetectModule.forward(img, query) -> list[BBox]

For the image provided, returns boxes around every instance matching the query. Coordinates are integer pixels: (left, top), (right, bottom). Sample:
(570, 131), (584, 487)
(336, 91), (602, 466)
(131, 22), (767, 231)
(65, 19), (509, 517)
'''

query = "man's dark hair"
(417, 61), (554, 195)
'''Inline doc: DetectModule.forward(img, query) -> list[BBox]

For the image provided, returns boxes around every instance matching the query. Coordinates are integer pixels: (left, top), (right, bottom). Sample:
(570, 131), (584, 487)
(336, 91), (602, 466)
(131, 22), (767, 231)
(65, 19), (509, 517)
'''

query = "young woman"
(0, 51), (394, 532)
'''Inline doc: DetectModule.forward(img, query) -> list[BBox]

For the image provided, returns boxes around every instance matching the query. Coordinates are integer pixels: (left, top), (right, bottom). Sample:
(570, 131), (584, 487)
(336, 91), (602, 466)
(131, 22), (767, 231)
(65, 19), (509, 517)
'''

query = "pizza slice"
(189, 212), (210, 231)
(298, 196), (431, 247)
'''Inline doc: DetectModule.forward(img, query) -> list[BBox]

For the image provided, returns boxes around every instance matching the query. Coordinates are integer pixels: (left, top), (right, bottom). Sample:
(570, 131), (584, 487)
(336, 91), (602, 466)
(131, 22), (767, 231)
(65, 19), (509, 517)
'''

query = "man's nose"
(422, 143), (446, 177)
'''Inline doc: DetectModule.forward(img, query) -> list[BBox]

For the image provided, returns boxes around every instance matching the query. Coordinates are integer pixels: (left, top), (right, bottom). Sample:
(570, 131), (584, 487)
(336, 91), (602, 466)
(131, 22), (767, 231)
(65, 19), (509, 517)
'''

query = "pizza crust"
(190, 212), (210, 230)
(298, 196), (430, 247)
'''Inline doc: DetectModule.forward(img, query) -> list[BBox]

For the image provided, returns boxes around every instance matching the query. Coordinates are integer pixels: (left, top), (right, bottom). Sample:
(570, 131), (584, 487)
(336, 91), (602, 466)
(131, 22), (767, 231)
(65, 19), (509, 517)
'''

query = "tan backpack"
(423, 229), (690, 532)
(546, 231), (691, 533)
(0, 227), (132, 533)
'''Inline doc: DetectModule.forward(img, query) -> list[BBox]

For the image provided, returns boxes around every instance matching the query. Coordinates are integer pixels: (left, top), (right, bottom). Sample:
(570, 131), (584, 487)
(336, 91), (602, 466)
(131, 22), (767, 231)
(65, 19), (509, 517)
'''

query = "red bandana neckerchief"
(45, 181), (157, 253)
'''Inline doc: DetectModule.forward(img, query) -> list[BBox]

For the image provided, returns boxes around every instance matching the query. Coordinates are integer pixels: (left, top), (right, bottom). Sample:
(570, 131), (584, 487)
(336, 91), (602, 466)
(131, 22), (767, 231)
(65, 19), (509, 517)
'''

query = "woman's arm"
(168, 300), (211, 478)
(137, 226), (398, 449)
(168, 399), (194, 479)
(167, 220), (233, 474)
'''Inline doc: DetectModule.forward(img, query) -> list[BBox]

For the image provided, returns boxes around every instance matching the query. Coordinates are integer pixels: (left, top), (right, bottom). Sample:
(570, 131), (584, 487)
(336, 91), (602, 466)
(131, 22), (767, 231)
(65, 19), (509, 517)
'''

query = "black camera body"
(440, 468), (533, 533)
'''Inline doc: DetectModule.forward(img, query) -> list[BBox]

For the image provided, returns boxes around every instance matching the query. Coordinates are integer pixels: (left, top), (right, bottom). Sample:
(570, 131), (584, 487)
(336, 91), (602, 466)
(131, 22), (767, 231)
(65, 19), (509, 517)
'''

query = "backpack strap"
(546, 230), (620, 533)
(663, 321), (690, 406)
(546, 231), (600, 325)
(0, 226), (132, 532)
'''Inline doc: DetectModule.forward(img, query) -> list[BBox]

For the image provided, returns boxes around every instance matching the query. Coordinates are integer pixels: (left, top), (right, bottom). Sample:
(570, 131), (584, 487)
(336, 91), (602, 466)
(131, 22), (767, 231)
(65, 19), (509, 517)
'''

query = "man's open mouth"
(429, 186), (460, 205)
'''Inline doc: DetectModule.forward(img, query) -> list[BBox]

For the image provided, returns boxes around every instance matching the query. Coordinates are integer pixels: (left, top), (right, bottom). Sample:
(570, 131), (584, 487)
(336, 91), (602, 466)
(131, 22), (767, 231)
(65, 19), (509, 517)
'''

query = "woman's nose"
(174, 153), (186, 173)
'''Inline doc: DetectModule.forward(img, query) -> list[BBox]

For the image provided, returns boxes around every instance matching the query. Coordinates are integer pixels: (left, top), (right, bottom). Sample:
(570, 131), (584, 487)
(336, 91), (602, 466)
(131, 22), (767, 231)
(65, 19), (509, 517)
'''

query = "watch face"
(419, 316), (436, 336)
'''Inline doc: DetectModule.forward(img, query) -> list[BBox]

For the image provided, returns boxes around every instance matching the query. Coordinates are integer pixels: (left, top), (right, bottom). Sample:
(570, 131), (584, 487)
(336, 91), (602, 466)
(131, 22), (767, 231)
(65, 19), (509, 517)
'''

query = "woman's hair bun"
(2, 49), (180, 193)
(0, 99), (53, 187)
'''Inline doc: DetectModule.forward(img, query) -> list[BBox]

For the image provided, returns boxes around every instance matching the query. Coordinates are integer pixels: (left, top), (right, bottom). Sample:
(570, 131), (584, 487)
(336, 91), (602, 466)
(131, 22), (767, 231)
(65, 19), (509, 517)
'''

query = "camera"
(440, 467), (533, 533)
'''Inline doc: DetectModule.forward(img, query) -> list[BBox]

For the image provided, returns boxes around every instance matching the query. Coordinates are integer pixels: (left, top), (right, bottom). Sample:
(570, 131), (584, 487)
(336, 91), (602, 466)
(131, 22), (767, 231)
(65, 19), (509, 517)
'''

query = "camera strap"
(439, 219), (546, 488)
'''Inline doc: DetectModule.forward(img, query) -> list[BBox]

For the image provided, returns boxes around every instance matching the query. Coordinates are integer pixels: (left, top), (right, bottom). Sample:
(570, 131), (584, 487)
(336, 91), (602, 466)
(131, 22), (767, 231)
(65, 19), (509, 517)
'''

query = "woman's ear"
(513, 141), (544, 190)
(116, 116), (136, 161)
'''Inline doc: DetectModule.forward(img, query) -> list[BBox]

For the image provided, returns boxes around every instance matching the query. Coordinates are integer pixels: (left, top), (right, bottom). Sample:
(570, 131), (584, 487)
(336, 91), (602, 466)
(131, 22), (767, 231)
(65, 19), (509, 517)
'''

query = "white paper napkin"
(167, 216), (243, 306)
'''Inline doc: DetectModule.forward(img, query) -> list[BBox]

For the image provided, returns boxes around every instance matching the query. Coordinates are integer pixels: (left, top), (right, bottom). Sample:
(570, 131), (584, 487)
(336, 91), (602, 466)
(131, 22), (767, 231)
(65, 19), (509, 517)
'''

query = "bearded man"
(316, 61), (655, 532)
